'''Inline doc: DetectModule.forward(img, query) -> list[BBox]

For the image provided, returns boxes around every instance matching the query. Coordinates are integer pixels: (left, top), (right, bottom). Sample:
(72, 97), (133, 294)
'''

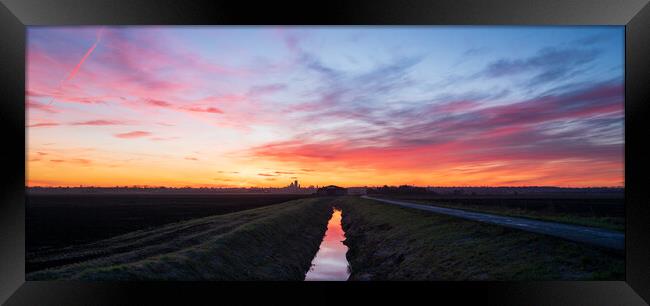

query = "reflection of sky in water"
(304, 209), (350, 281)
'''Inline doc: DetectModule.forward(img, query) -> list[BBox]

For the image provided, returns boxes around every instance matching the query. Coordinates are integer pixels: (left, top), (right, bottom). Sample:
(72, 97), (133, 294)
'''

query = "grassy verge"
(337, 196), (624, 281)
(384, 196), (624, 232)
(27, 197), (334, 281)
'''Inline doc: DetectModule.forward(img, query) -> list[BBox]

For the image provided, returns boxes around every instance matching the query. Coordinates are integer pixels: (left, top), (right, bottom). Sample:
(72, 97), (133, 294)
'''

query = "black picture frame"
(1, 0), (649, 305)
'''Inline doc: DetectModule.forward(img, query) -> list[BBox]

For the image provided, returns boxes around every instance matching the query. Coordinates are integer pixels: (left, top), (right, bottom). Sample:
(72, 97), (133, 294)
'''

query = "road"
(361, 196), (624, 251)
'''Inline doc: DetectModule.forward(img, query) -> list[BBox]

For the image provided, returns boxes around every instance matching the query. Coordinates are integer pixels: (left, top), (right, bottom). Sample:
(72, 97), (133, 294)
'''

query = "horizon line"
(25, 185), (625, 189)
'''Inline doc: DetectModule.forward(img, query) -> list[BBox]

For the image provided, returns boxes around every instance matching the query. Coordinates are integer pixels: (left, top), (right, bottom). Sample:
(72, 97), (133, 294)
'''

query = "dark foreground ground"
(337, 197), (624, 281)
(27, 197), (334, 280)
(27, 193), (312, 254)
(27, 195), (624, 281)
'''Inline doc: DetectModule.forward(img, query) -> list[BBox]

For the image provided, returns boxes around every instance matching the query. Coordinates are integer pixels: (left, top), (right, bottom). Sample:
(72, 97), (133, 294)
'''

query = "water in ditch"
(304, 208), (350, 281)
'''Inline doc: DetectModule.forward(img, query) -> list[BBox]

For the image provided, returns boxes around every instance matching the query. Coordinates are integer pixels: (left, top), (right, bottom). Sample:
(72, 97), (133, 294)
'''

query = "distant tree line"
(364, 185), (623, 196)
(366, 185), (436, 195)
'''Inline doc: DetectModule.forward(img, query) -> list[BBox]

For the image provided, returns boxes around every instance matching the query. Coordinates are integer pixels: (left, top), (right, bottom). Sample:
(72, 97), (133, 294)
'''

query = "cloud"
(428, 100), (481, 113)
(480, 47), (600, 85)
(70, 119), (126, 126)
(70, 158), (92, 165)
(185, 157), (198, 161)
(48, 158), (92, 165)
(52, 95), (110, 104)
(28, 122), (60, 128)
(144, 99), (173, 107)
(248, 84), (287, 96)
(25, 28), (623, 187)
(462, 47), (489, 57)
(27, 100), (59, 114)
(114, 131), (151, 138)
(249, 80), (623, 185)
(283, 50), (425, 132)
(39, 28), (105, 106)
(27, 27), (247, 125)
(574, 33), (610, 45)
(257, 173), (277, 177)
(182, 106), (224, 114)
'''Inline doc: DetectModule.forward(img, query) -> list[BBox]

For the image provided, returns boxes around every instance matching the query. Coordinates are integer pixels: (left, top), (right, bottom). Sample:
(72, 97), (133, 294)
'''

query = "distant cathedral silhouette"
(288, 180), (300, 190)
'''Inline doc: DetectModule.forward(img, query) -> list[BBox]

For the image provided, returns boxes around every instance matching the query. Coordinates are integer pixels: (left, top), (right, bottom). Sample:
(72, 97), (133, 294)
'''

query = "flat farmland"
(378, 193), (624, 231)
(26, 193), (312, 256)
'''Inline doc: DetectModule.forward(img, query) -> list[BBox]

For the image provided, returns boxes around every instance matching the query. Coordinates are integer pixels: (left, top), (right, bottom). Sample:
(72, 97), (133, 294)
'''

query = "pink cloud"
(27, 27), (292, 133)
(196, 94), (247, 105)
(28, 122), (60, 128)
(29, 89), (112, 104)
(144, 99), (173, 107)
(248, 82), (624, 186)
(25, 28), (623, 187)
(182, 106), (224, 114)
(70, 120), (126, 126)
(27, 100), (59, 114)
(114, 131), (151, 139)
(26, 90), (49, 98)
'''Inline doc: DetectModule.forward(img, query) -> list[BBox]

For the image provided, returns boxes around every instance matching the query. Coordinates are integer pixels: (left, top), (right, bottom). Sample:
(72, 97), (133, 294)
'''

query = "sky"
(26, 26), (624, 188)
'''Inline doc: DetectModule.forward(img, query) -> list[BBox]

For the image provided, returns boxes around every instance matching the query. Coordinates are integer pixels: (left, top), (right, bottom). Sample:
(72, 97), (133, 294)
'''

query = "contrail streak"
(65, 39), (100, 81)
(48, 27), (105, 105)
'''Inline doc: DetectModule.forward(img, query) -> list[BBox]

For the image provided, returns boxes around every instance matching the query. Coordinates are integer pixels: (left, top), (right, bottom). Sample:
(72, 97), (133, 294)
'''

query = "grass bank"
(383, 195), (624, 231)
(28, 197), (334, 280)
(337, 197), (624, 281)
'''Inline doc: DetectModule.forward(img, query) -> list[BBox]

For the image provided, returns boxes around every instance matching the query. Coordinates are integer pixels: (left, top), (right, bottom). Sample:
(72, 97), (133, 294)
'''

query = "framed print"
(1, 0), (649, 305)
